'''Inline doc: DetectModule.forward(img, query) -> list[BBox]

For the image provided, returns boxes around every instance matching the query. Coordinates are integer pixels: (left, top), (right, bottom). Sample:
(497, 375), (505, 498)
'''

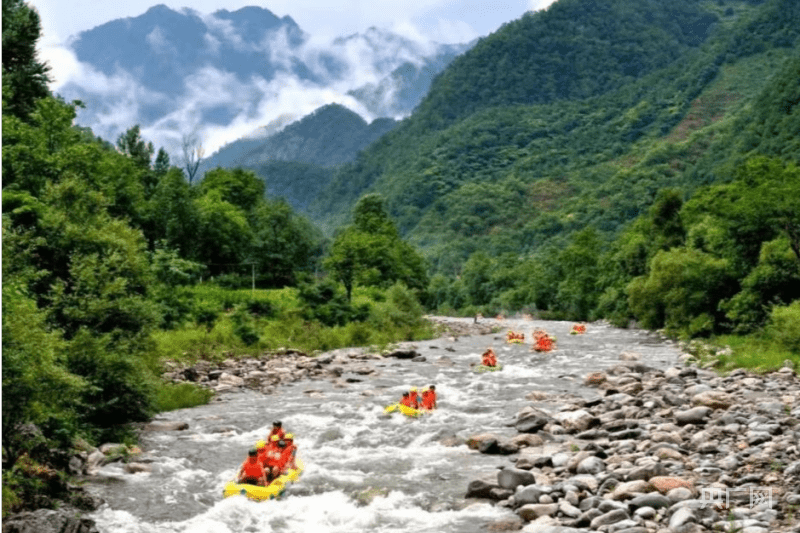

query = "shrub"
(765, 300), (800, 354)
(154, 383), (214, 412)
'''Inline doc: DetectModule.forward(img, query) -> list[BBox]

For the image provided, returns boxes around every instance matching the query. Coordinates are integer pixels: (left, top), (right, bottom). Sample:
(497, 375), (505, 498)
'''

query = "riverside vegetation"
(2, 0), (799, 523)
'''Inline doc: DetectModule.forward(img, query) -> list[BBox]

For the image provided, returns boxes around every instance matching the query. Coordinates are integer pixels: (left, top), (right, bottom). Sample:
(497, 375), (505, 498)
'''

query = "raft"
(473, 364), (503, 373)
(384, 403), (429, 417)
(223, 456), (304, 501)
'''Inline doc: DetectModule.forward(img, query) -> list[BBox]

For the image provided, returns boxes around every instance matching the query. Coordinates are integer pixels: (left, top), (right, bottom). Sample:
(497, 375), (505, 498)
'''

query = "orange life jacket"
(400, 396), (412, 407)
(421, 391), (436, 409)
(242, 457), (264, 480)
(268, 428), (285, 441)
(278, 445), (296, 471)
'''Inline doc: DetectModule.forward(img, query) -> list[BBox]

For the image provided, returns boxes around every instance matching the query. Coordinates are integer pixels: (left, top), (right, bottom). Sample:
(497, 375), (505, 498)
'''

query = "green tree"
(199, 167), (265, 212)
(325, 194), (427, 300)
(116, 125), (154, 169)
(2, 0), (51, 120)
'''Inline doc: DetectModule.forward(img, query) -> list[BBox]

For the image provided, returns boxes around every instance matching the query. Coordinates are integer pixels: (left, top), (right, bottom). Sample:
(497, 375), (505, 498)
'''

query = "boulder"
(517, 503), (559, 521)
(554, 410), (599, 433)
(498, 467), (537, 490)
(2, 507), (99, 533)
(692, 391), (733, 410)
(383, 349), (419, 359)
(465, 479), (499, 499)
(650, 476), (694, 495)
(143, 421), (189, 431)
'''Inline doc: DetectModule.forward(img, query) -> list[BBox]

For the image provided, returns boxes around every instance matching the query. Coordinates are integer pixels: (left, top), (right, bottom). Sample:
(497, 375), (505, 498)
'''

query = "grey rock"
(515, 484), (553, 506)
(627, 462), (667, 481)
(498, 467), (537, 490)
(2, 508), (99, 533)
(517, 503), (559, 521)
(669, 507), (697, 529)
(627, 493), (671, 510)
(576, 456), (605, 475)
(465, 479), (499, 499)
(589, 508), (630, 529)
(675, 407), (712, 425)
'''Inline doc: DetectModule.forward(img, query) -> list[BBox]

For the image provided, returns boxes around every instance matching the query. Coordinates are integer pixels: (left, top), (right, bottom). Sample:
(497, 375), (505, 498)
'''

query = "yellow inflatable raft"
(223, 457), (304, 501)
(384, 403), (429, 417)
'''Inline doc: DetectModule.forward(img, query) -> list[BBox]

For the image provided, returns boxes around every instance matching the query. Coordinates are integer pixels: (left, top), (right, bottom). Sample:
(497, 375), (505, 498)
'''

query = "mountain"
(308, 0), (800, 273)
(201, 104), (398, 211)
(58, 7), (472, 157)
(204, 104), (397, 169)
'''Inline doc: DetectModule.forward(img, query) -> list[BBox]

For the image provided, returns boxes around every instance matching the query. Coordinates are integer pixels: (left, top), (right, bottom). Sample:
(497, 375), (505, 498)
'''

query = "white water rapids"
(86, 318), (682, 532)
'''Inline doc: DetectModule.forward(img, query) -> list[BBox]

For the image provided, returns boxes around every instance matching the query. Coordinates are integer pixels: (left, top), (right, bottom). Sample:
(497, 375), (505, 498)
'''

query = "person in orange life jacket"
(399, 392), (412, 407)
(264, 435), (284, 481)
(255, 439), (268, 468)
(278, 433), (297, 473)
(482, 348), (497, 367)
(409, 387), (420, 409)
(421, 385), (437, 410)
(237, 448), (267, 486)
(267, 421), (285, 442)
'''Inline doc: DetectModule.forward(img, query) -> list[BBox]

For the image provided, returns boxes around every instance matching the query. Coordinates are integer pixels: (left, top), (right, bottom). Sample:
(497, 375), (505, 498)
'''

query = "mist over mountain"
(56, 5), (471, 161)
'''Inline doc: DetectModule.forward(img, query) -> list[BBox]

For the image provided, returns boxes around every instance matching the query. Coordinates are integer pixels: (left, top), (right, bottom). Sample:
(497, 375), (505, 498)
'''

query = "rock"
(216, 372), (244, 387)
(515, 485), (553, 506)
(576, 457), (606, 475)
(554, 410), (599, 433)
(585, 372), (608, 386)
(653, 447), (684, 461)
(650, 476), (694, 495)
(143, 421), (189, 431)
(465, 479), (499, 499)
(511, 434), (545, 448)
(2, 507), (99, 533)
(559, 500), (582, 518)
(516, 408), (552, 433)
(498, 467), (537, 490)
(467, 433), (498, 450)
(628, 492), (672, 511)
(692, 390), (733, 410)
(675, 407), (712, 425)
(669, 507), (696, 529)
(612, 480), (652, 500)
(627, 462), (667, 481)
(122, 462), (150, 474)
(589, 509), (630, 529)
(383, 348), (419, 359)
(666, 487), (694, 502)
(520, 523), (588, 533)
(517, 503), (559, 521)
(619, 352), (641, 361)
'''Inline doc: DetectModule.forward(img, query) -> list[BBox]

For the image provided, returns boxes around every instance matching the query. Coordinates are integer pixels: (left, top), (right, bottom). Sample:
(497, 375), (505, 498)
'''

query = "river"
(86, 318), (682, 532)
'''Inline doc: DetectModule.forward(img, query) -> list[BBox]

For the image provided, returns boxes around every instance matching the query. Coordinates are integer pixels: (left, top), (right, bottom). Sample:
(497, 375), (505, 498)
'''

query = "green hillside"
(310, 0), (799, 273)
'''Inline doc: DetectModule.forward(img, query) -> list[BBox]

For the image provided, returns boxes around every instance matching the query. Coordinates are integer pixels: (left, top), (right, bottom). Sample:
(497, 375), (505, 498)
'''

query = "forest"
(2, 0), (799, 517)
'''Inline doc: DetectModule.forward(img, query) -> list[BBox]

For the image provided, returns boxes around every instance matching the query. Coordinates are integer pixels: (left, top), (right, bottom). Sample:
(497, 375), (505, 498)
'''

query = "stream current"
(87, 318), (682, 532)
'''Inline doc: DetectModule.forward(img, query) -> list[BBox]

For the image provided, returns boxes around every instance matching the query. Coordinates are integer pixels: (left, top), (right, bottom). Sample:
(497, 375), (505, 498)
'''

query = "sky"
(30, 0), (559, 156)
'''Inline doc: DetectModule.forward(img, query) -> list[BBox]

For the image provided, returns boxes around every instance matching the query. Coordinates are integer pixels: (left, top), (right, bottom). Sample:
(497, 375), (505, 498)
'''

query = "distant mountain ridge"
(203, 104), (397, 170)
(59, 5), (472, 157)
(201, 104), (398, 211)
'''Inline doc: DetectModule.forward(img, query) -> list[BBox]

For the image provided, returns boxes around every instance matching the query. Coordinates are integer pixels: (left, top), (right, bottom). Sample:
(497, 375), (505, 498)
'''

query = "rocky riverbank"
(464, 353), (800, 533)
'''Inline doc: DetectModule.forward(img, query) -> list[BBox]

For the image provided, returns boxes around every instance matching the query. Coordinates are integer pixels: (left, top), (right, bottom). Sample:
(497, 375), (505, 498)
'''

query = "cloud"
(528, 0), (558, 12)
(50, 5), (477, 163)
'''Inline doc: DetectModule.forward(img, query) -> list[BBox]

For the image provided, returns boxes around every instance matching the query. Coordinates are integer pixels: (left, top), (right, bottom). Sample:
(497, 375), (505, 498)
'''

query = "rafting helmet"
(285, 433), (294, 440)
(271, 435), (280, 442)
(248, 448), (257, 456)
(273, 421), (282, 427)
(277, 440), (286, 448)
(256, 440), (266, 449)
